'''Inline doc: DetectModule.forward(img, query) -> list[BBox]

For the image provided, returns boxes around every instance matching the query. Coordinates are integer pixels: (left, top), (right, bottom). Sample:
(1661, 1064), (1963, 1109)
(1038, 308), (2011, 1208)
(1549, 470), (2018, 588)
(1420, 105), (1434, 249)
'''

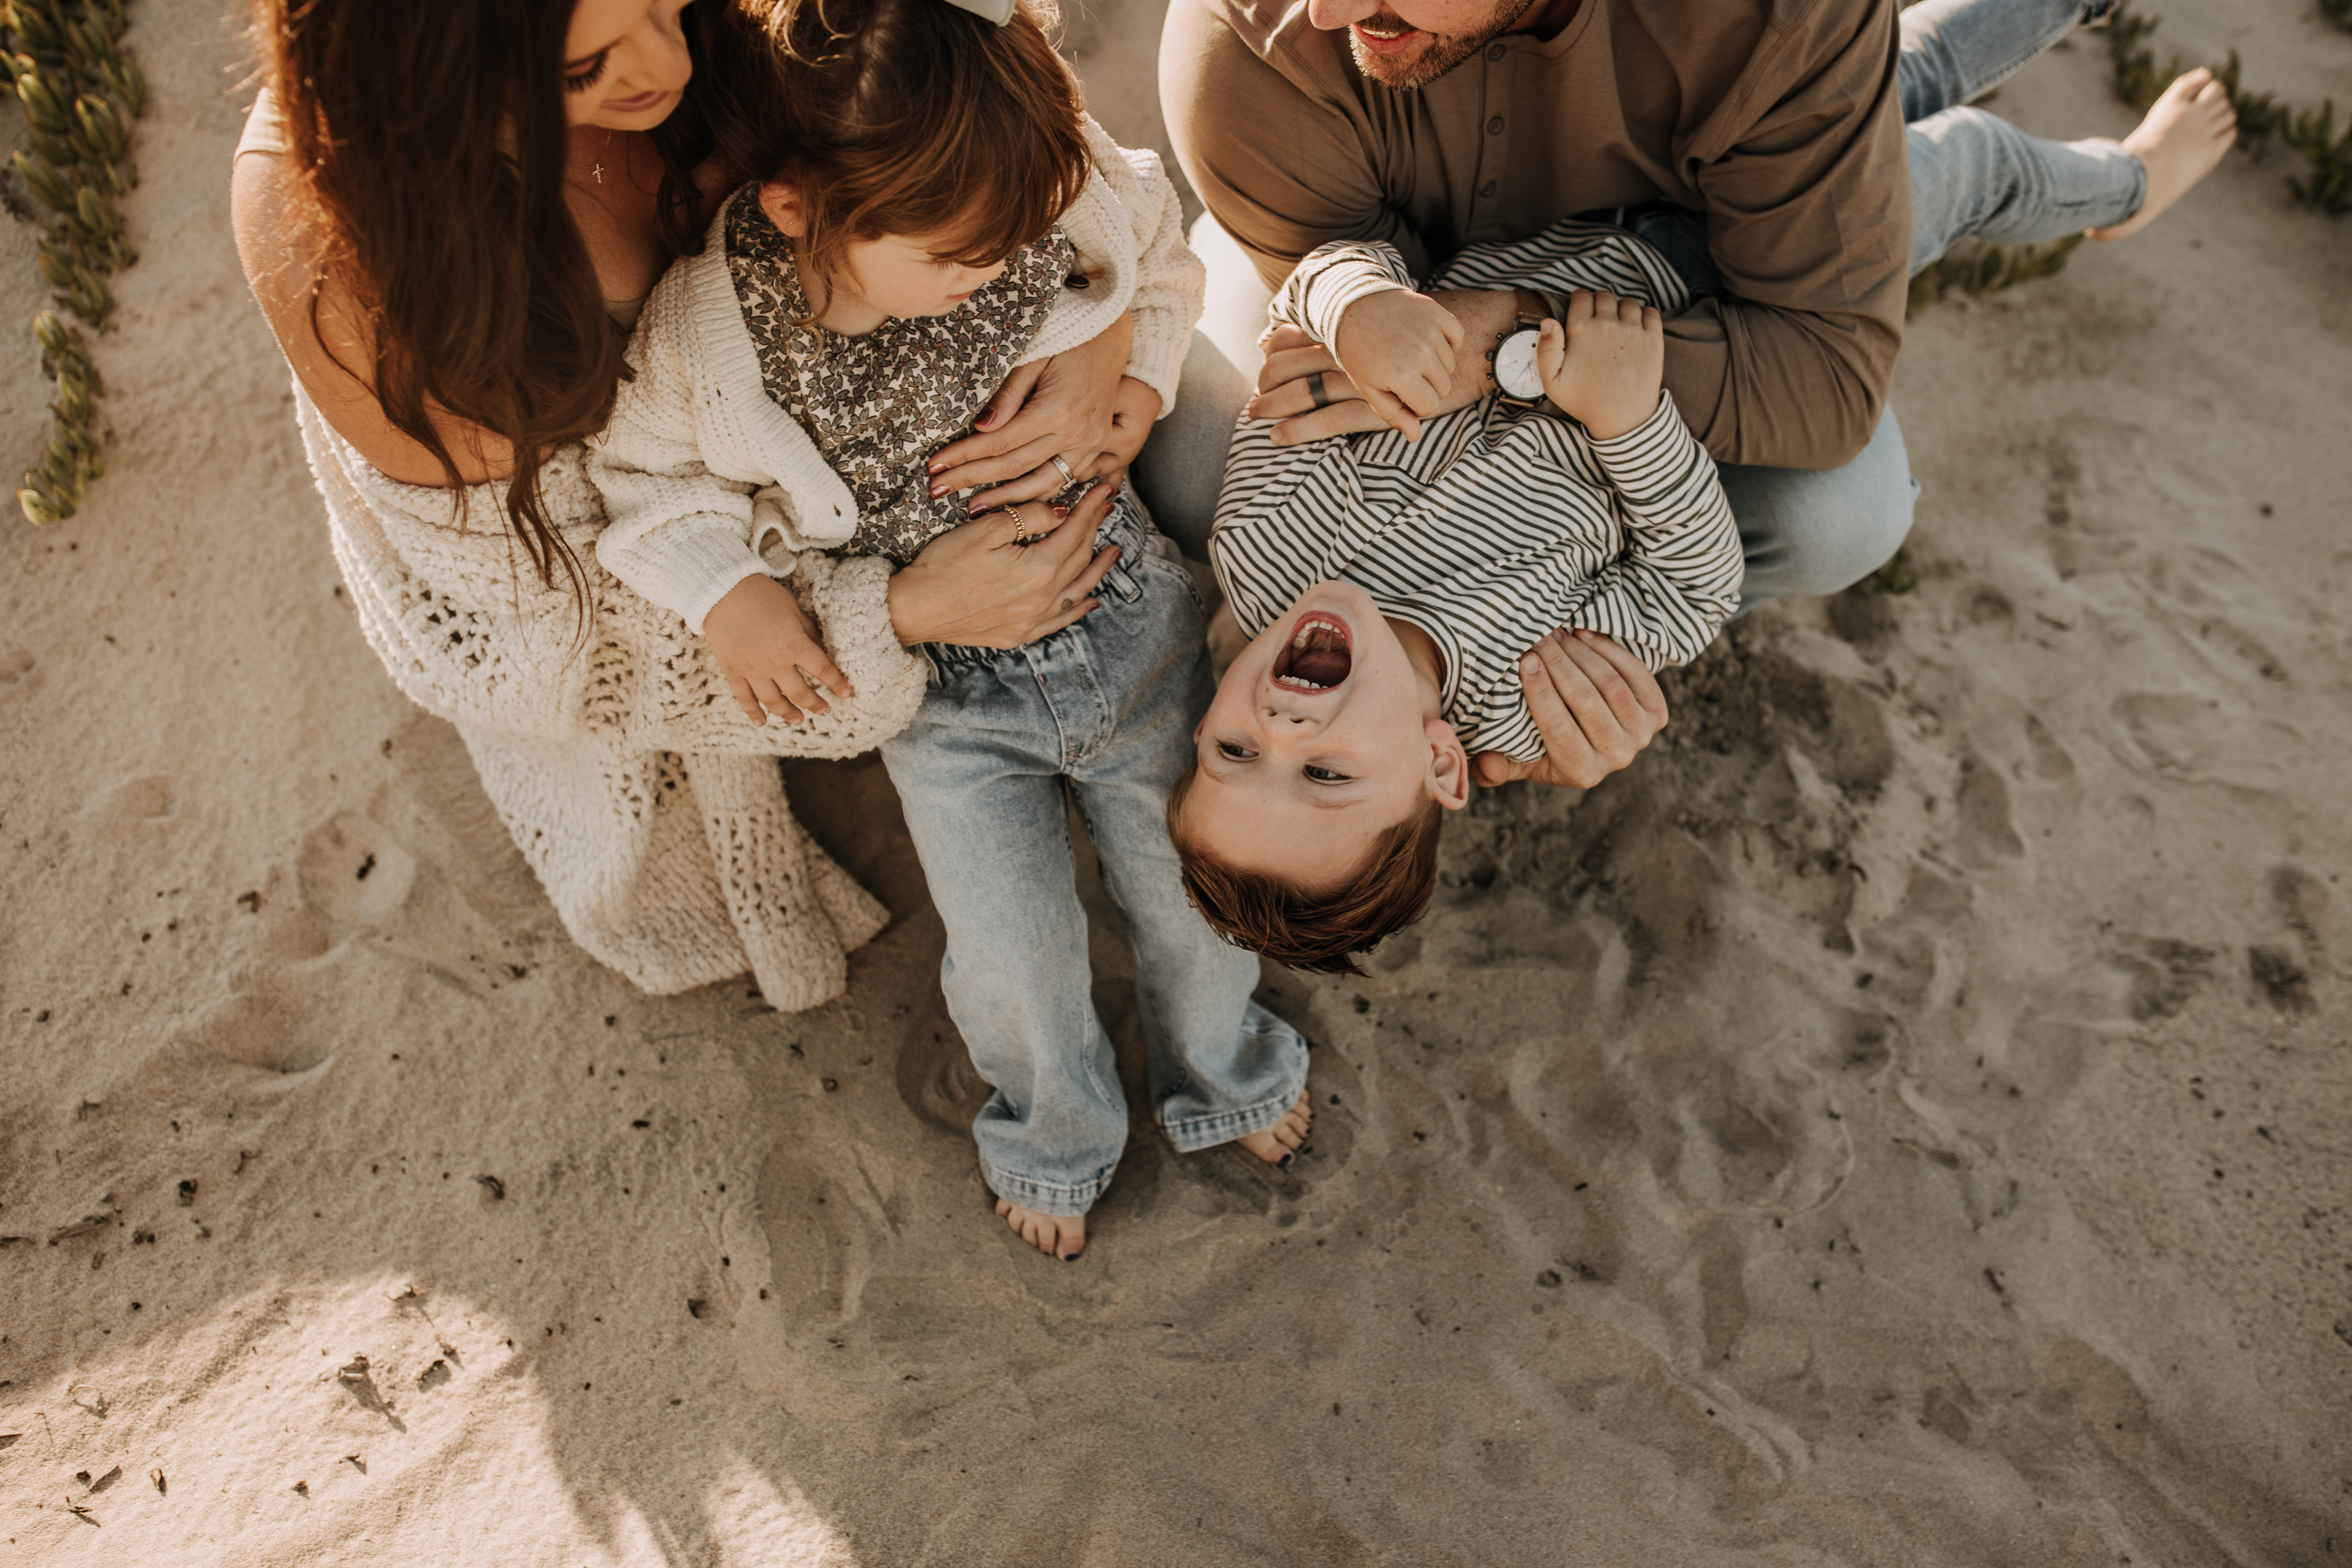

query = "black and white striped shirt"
(1212, 222), (1743, 763)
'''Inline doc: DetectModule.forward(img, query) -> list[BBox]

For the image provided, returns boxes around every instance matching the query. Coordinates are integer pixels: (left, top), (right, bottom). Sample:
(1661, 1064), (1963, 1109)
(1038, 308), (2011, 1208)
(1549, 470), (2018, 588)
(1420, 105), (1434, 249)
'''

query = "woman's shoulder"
(231, 112), (520, 488)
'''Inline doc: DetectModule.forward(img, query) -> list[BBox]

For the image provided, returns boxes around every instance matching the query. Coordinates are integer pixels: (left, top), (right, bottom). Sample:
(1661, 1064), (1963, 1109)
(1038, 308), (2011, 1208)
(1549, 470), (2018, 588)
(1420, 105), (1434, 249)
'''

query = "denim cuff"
(1158, 1069), (1311, 1155)
(980, 1160), (1118, 1218)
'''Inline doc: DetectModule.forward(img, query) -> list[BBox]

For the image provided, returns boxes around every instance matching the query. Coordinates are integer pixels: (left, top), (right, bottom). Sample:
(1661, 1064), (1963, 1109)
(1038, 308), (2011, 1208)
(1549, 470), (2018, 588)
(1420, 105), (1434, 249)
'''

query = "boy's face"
(1182, 582), (1468, 889)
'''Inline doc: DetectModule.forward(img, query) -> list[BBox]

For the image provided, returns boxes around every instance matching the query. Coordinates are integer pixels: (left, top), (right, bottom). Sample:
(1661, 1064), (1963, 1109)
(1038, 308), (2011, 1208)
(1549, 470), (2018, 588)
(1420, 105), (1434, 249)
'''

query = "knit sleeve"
(1084, 119), (1204, 418)
(588, 276), (772, 637)
(1268, 240), (1414, 349)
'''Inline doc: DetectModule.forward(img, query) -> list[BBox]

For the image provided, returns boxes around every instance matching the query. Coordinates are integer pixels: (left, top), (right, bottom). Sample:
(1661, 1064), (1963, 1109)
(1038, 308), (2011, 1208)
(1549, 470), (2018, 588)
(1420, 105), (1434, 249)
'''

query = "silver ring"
(1048, 454), (1076, 487)
(1306, 371), (1330, 410)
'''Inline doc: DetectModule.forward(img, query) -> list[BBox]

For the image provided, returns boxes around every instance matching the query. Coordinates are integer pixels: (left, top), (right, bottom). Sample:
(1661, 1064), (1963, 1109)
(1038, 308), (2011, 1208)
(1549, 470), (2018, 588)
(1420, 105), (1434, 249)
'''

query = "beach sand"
(3, 2), (2348, 1562)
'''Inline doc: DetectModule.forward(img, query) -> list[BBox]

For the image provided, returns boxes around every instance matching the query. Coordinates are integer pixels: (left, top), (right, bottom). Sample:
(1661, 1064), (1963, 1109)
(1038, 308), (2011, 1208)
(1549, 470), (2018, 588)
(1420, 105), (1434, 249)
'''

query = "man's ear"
(756, 181), (809, 237)
(1424, 717), (1471, 811)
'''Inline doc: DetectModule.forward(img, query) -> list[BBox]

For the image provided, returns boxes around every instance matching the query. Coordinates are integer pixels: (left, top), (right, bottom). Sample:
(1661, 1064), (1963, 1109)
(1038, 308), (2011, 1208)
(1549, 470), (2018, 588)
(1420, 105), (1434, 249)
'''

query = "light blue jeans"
(880, 495), (1308, 1218)
(1131, 0), (2142, 610)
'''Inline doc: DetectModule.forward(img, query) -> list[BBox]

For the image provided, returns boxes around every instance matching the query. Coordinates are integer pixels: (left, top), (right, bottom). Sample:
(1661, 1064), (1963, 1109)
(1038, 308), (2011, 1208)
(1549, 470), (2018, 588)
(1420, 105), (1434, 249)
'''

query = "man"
(1143, 0), (1917, 788)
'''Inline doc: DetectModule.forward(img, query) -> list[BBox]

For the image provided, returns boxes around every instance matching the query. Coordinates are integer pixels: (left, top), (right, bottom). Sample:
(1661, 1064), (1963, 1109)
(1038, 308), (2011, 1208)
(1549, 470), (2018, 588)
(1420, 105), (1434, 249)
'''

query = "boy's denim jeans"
(880, 496), (1308, 1217)
(1133, 0), (2143, 611)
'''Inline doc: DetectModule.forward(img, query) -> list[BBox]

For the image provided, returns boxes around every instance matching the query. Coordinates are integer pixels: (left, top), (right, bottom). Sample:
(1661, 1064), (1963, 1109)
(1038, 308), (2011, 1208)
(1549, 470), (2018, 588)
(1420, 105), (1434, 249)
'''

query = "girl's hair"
(734, 0), (1092, 300)
(248, 0), (731, 596)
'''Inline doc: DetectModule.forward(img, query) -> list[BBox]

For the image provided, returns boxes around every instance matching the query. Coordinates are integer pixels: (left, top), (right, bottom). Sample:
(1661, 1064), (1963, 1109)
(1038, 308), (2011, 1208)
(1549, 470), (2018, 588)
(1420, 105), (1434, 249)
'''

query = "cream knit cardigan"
(290, 119), (1201, 1011)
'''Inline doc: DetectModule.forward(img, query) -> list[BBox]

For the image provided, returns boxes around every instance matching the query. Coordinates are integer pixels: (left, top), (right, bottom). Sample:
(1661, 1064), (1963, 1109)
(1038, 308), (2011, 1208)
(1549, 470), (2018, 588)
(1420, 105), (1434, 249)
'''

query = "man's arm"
(1664, 0), (1910, 470)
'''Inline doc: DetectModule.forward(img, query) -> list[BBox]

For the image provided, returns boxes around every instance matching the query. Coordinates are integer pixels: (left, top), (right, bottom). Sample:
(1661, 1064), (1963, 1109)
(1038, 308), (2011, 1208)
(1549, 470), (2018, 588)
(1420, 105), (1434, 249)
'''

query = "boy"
(1168, 221), (1742, 973)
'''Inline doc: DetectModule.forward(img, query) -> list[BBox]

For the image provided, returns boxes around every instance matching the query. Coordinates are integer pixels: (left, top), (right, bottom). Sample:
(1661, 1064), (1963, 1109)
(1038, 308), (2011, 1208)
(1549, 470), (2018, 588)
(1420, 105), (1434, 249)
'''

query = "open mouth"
(1272, 613), (1353, 692)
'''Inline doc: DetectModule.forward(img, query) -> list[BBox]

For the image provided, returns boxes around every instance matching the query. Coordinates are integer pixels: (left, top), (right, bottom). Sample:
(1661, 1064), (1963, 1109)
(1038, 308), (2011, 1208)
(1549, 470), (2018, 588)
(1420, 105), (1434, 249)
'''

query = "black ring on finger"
(1306, 371), (1330, 410)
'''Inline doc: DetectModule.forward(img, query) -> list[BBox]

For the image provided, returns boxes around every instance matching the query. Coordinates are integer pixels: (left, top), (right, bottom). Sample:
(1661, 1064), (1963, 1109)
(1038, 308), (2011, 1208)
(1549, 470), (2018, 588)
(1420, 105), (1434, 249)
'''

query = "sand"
(3, 2), (2349, 1562)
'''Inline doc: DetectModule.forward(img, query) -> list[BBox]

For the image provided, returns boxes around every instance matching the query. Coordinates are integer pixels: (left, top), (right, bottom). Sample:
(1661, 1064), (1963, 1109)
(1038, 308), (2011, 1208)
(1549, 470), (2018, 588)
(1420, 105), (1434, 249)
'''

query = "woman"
(231, 0), (1193, 1008)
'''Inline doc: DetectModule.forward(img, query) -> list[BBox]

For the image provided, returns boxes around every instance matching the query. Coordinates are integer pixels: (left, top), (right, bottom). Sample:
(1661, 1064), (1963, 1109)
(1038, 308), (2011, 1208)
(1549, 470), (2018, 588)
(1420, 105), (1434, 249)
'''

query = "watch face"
(1494, 328), (1544, 399)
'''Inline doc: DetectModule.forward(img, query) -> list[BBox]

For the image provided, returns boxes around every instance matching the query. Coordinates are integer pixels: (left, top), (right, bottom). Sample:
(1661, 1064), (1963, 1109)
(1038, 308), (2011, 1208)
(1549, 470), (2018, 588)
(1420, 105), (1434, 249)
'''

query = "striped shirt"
(1211, 222), (1743, 764)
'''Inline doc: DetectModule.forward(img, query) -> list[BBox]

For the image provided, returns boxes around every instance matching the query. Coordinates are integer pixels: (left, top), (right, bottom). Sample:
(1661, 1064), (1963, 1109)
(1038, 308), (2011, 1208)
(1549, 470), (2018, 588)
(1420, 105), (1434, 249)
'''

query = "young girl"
(588, 0), (1313, 1261)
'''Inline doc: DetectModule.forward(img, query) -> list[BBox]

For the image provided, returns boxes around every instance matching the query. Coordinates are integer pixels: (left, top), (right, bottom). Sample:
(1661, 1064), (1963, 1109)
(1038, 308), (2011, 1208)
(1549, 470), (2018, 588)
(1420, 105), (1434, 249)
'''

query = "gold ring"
(998, 504), (1029, 546)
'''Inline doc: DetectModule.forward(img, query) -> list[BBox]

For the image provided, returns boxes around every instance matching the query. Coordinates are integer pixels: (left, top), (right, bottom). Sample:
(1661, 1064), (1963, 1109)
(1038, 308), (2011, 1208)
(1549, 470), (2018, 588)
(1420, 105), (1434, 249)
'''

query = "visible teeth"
(1294, 628), (1311, 649)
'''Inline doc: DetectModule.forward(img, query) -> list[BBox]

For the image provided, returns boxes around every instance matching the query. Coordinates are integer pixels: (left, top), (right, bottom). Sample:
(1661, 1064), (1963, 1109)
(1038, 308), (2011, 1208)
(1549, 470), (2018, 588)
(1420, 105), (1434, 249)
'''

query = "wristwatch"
(1489, 288), (1553, 401)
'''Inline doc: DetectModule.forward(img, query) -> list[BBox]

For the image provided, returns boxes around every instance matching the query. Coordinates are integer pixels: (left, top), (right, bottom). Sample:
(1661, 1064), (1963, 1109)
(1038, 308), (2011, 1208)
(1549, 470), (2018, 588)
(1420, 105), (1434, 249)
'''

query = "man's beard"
(1343, 0), (1540, 90)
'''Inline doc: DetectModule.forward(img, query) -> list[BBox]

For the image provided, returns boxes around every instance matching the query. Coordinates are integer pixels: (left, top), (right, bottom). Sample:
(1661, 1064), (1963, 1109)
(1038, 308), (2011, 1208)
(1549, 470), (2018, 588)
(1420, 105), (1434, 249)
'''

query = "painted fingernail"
(1277, 1152), (1295, 1168)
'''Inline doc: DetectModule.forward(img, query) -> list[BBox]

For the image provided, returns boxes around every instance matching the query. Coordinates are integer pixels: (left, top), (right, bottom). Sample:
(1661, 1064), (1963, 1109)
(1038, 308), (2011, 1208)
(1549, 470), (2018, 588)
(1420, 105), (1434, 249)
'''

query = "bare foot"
(2090, 67), (2238, 241)
(994, 1197), (1087, 1261)
(1236, 1090), (1315, 1168)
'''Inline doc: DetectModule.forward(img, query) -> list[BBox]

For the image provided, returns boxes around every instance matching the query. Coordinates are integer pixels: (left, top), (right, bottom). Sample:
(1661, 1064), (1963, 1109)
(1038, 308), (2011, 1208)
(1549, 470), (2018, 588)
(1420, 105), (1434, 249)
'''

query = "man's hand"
(1537, 291), (1664, 441)
(702, 573), (854, 727)
(1474, 628), (1668, 790)
(1330, 288), (1463, 440)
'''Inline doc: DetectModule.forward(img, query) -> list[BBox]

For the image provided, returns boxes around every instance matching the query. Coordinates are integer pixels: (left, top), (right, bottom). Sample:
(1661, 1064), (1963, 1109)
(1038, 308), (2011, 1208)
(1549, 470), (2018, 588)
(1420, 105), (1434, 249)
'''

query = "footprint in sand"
(87, 774), (174, 833)
(171, 985), (334, 1077)
(2111, 692), (2298, 791)
(1953, 752), (2024, 867)
(2246, 864), (2332, 1015)
(295, 812), (535, 995)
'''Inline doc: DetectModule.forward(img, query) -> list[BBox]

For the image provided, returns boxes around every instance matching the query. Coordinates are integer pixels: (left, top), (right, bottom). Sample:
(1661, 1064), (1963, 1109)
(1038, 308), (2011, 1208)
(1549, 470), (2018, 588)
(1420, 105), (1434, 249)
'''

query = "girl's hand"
(1086, 376), (1162, 478)
(702, 573), (854, 727)
(1538, 291), (1664, 441)
(925, 310), (1134, 508)
(888, 478), (1124, 649)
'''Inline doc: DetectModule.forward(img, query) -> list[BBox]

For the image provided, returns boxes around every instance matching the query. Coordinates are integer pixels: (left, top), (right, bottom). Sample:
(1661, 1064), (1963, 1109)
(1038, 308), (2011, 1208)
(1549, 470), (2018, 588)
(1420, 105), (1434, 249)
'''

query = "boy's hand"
(1330, 288), (1464, 441)
(702, 573), (854, 727)
(1537, 290), (1663, 442)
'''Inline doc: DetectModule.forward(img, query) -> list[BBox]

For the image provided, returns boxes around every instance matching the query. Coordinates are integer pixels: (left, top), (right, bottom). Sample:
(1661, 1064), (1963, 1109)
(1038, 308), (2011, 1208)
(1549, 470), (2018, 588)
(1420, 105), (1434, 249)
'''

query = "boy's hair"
(1166, 764), (1445, 977)
(733, 0), (1091, 292)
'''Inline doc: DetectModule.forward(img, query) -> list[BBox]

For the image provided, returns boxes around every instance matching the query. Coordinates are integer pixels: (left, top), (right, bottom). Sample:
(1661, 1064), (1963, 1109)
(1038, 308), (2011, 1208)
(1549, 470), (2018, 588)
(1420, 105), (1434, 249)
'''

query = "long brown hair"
(732, 0), (1091, 303)
(250, 0), (722, 594)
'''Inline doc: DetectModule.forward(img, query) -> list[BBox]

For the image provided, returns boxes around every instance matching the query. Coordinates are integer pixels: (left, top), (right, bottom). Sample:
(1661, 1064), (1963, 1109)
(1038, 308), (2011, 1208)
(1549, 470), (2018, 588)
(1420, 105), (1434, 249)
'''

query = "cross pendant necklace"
(591, 129), (614, 186)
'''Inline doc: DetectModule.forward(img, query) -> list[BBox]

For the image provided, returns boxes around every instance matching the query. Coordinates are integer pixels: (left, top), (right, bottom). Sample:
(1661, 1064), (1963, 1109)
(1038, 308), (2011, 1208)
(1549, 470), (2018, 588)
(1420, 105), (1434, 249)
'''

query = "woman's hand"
(926, 311), (1134, 508)
(1473, 628), (1669, 790)
(888, 478), (1125, 649)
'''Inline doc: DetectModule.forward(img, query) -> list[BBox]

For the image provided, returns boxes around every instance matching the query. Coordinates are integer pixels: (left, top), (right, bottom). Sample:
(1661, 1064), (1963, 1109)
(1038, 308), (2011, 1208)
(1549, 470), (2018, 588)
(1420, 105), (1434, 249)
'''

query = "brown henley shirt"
(1160, 0), (1911, 470)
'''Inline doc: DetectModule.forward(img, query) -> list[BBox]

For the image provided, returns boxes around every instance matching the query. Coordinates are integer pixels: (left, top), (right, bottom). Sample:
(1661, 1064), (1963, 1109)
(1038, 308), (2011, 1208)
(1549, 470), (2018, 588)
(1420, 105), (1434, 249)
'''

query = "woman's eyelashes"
(1216, 740), (1257, 761)
(1302, 764), (1351, 784)
(564, 52), (610, 94)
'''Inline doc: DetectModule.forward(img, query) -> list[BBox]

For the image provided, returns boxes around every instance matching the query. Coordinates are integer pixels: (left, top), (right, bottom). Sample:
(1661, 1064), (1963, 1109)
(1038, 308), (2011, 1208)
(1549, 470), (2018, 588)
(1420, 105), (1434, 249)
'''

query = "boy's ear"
(1424, 717), (1471, 811)
(756, 181), (809, 238)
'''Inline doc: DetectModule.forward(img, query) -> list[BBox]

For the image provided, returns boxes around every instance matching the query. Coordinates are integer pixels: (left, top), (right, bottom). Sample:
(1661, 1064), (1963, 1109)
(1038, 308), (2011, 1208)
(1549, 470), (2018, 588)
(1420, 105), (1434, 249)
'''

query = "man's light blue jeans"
(1133, 0), (2144, 612)
(881, 495), (1308, 1218)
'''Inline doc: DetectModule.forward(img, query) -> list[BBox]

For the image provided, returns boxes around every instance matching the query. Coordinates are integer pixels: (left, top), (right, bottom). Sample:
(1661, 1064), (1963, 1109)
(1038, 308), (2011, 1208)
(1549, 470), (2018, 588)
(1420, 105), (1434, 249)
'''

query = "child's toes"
(994, 1197), (1085, 1260)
